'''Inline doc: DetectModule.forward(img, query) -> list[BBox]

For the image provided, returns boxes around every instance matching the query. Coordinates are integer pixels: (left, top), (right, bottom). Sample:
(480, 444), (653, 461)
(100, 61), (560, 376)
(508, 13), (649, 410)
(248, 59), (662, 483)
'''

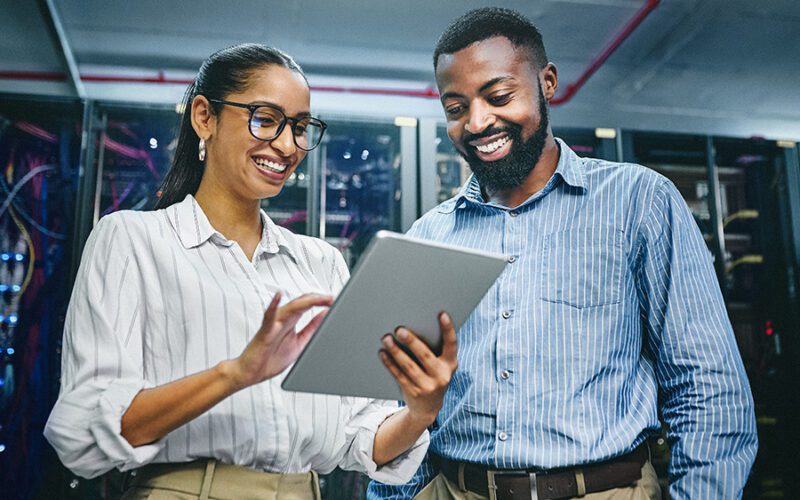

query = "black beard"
(458, 89), (549, 194)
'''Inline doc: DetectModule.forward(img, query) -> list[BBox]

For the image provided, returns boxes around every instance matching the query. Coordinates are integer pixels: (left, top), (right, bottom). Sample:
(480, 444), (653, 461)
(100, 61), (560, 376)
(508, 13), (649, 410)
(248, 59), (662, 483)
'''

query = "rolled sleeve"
(44, 214), (160, 478)
(45, 378), (164, 478)
(339, 399), (429, 484)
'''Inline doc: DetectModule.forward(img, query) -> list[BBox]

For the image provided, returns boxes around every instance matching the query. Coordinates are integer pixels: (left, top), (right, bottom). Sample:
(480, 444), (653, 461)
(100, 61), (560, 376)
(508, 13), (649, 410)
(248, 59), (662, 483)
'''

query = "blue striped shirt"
(369, 139), (757, 499)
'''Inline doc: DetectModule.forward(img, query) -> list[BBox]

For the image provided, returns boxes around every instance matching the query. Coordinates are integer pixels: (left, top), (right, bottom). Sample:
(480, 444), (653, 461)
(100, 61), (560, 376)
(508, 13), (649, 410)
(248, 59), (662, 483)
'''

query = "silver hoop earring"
(198, 139), (206, 161)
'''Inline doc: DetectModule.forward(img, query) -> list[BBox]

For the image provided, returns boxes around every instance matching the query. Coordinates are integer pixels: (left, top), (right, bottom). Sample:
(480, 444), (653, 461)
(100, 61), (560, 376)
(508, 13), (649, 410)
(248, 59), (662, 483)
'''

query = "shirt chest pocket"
(539, 227), (625, 308)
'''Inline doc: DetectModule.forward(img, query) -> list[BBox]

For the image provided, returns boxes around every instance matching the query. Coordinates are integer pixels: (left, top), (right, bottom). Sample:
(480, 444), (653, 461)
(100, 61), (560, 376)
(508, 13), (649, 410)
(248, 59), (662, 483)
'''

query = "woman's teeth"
(254, 157), (287, 173)
(476, 136), (509, 154)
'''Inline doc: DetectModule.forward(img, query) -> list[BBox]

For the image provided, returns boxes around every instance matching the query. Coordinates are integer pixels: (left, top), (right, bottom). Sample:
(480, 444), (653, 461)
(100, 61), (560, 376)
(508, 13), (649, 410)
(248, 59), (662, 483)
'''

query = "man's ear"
(190, 95), (216, 141)
(541, 63), (558, 101)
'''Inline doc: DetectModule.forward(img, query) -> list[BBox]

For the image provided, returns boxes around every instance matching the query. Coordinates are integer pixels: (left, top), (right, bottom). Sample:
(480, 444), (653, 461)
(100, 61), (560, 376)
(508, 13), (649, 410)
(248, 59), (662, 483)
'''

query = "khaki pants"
(120, 459), (321, 500)
(414, 461), (661, 500)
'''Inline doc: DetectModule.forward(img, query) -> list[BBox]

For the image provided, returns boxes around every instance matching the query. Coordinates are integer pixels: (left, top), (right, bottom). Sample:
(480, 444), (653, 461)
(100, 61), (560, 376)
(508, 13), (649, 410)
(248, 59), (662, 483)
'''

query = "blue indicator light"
(11, 285), (20, 293)
(14, 254), (24, 262)
(8, 315), (17, 325)
(6, 348), (14, 355)
(0, 285), (7, 292)
(0, 253), (9, 262)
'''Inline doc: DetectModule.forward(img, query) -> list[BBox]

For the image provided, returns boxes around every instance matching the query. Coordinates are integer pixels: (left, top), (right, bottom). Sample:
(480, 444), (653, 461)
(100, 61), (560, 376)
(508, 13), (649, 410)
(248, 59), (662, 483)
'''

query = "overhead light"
(594, 128), (616, 139)
(394, 116), (418, 127)
(777, 140), (797, 149)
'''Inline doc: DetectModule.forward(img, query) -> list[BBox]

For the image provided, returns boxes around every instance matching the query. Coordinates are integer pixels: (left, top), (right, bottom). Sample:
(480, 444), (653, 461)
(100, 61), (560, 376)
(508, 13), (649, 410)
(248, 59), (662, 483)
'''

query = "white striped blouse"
(44, 194), (427, 483)
(369, 138), (757, 499)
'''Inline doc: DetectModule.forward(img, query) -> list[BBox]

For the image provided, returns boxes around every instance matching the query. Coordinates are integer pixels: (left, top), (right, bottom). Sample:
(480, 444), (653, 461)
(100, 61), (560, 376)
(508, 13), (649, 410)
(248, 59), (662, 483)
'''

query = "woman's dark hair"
(154, 43), (306, 209)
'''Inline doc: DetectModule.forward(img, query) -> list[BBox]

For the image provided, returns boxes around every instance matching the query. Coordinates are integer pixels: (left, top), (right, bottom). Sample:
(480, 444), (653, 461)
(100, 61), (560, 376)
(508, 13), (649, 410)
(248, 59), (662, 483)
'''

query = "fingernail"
(440, 312), (451, 324)
(396, 328), (409, 341)
(382, 335), (393, 348)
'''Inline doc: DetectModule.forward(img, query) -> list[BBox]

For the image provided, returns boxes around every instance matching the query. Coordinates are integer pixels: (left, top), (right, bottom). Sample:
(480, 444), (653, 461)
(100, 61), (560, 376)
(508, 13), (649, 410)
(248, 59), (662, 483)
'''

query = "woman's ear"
(190, 95), (216, 141)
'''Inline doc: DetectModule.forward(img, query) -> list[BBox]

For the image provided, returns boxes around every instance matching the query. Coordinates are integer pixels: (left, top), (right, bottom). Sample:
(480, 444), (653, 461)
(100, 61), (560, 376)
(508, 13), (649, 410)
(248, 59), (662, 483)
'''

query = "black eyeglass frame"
(206, 98), (328, 151)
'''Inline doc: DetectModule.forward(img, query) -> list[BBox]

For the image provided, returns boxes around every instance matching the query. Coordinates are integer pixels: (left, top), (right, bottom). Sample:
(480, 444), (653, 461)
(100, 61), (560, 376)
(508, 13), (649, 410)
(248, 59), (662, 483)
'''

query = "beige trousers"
(414, 461), (661, 500)
(120, 459), (321, 500)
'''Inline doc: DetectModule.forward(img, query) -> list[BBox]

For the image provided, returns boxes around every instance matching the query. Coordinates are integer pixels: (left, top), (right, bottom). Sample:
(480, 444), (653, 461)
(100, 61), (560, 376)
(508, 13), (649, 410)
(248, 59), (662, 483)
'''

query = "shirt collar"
(437, 137), (587, 213)
(165, 194), (297, 261)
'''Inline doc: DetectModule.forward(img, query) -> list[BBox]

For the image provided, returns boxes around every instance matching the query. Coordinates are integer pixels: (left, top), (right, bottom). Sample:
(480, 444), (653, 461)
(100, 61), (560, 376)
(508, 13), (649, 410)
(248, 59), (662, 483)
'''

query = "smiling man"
(368, 7), (757, 500)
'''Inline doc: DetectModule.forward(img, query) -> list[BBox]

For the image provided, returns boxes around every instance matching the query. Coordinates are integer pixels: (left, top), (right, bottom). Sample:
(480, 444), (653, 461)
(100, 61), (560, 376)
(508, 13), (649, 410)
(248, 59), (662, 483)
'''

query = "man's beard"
(458, 86), (549, 193)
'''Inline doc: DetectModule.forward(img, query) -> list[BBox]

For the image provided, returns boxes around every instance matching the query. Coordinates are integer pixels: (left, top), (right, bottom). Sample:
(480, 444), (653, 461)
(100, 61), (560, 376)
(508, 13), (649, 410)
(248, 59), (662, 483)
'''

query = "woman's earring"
(198, 139), (207, 161)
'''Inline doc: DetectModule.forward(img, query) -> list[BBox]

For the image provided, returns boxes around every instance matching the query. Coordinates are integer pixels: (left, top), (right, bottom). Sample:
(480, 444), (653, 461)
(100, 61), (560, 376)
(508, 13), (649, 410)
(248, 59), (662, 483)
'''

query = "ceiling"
(1, 0), (799, 139)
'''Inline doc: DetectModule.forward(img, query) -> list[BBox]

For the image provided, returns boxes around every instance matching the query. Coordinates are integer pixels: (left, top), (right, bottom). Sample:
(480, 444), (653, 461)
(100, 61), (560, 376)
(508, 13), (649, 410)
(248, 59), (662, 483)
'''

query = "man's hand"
(379, 312), (458, 425)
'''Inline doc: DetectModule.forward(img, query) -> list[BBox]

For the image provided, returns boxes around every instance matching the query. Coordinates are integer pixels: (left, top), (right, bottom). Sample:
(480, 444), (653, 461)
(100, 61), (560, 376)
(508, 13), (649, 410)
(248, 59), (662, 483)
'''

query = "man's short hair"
(433, 7), (549, 71)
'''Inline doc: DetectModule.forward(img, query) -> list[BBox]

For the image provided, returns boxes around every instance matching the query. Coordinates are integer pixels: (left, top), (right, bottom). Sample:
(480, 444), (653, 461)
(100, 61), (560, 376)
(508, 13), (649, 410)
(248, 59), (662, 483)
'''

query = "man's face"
(435, 36), (552, 192)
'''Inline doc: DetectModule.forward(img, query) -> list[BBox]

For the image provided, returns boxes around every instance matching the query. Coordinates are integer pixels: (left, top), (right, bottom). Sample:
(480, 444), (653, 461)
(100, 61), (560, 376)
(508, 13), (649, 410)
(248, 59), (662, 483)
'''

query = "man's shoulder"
(408, 196), (461, 239)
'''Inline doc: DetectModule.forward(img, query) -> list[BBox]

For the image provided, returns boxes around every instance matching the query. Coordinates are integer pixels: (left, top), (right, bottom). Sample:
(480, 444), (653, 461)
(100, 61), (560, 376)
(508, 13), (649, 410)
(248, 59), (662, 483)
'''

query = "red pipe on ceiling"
(550, 0), (660, 105)
(0, 1), (659, 105)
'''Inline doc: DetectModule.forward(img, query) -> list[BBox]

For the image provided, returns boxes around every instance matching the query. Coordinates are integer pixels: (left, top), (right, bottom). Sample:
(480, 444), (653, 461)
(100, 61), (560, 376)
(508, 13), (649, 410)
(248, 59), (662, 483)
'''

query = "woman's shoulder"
(92, 209), (166, 244)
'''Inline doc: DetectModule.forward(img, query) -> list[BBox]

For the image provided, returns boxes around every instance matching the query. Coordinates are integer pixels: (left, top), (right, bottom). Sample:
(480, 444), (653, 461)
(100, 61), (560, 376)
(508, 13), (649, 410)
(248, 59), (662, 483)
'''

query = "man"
(368, 7), (757, 500)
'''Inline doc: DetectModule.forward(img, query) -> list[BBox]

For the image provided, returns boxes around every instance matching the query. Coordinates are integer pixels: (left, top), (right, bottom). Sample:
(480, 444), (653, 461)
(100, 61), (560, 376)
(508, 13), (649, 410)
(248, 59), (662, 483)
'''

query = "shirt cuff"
(342, 404), (430, 485)
(89, 378), (165, 472)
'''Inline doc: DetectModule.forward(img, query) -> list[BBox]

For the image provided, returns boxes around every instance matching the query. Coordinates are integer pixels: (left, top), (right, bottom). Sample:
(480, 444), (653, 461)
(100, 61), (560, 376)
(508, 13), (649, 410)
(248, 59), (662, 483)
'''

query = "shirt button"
(498, 431), (508, 441)
(507, 255), (517, 263)
(509, 210), (519, 217)
(501, 370), (510, 380)
(502, 310), (511, 319)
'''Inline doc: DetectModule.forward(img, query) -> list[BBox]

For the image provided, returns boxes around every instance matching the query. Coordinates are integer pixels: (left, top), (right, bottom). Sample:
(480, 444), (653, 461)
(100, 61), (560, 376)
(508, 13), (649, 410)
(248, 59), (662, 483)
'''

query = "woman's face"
(203, 64), (311, 201)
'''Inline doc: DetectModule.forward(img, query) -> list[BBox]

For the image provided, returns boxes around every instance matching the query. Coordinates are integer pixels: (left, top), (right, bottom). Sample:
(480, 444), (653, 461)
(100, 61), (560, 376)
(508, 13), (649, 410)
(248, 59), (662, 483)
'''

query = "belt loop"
(575, 469), (586, 497)
(199, 459), (217, 500)
(311, 470), (322, 500)
(457, 462), (467, 492)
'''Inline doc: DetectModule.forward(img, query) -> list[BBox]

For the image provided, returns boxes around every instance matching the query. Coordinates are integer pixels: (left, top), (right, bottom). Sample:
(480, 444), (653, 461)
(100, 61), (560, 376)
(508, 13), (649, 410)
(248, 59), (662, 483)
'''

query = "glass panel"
(435, 125), (470, 203)
(319, 119), (401, 267)
(555, 128), (618, 161)
(628, 132), (713, 240)
(95, 106), (176, 215)
(0, 97), (82, 499)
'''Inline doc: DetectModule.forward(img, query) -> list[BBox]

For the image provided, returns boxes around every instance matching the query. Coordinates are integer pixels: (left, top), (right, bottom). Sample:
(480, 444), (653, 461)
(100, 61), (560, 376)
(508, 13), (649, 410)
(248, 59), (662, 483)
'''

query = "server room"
(1, 1), (799, 499)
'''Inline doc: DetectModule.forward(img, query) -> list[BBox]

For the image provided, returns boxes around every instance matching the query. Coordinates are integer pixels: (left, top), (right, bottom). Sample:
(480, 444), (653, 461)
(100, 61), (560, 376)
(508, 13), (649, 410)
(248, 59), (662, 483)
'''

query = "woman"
(44, 44), (457, 499)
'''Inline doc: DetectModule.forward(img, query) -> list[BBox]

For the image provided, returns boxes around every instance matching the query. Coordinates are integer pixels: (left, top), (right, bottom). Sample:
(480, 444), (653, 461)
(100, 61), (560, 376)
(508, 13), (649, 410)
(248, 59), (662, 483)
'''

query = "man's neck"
(484, 137), (561, 209)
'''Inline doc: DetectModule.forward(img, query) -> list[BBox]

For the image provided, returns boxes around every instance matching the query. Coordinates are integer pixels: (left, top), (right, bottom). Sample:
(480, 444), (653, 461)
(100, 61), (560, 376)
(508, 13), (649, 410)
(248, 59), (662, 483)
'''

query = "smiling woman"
(43, 43), (457, 500)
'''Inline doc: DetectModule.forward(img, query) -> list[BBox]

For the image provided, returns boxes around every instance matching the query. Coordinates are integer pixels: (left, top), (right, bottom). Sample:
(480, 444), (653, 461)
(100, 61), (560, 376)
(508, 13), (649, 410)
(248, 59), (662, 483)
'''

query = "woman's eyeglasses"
(207, 98), (327, 151)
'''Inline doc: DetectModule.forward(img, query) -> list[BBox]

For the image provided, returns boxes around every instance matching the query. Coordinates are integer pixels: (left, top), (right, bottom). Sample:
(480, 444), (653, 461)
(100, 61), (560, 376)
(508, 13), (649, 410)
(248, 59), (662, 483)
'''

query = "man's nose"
(465, 102), (496, 135)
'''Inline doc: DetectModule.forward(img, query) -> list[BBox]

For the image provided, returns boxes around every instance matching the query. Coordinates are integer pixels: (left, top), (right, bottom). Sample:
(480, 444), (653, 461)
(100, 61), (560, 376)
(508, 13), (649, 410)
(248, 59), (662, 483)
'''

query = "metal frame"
(400, 123), (419, 231)
(418, 118), (439, 215)
(705, 136), (727, 284)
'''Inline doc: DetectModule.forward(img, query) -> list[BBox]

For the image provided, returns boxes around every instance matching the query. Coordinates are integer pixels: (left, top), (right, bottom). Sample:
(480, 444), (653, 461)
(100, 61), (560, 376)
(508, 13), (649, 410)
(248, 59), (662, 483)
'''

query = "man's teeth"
(254, 158), (287, 173)
(476, 136), (509, 154)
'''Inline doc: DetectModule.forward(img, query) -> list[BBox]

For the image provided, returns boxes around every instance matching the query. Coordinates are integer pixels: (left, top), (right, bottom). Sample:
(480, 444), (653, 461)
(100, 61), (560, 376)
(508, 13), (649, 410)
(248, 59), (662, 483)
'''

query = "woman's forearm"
(120, 360), (243, 447)
(372, 407), (433, 466)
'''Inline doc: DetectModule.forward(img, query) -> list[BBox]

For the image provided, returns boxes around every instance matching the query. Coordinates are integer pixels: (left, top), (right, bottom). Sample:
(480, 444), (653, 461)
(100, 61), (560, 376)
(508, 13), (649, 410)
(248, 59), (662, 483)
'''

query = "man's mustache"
(462, 126), (520, 147)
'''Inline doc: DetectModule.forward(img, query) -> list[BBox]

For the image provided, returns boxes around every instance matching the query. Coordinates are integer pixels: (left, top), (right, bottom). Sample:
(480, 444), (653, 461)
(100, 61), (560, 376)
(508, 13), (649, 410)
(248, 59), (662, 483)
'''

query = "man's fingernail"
(396, 328), (409, 341)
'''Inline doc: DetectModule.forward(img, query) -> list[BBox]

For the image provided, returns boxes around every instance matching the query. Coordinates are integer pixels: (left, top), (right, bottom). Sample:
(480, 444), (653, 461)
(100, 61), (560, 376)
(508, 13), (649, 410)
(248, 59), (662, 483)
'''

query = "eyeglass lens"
(250, 107), (324, 150)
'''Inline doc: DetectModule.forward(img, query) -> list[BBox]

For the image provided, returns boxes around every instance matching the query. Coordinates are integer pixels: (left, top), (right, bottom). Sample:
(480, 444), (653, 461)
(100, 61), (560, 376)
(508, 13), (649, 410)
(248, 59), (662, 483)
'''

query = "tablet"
(281, 230), (507, 401)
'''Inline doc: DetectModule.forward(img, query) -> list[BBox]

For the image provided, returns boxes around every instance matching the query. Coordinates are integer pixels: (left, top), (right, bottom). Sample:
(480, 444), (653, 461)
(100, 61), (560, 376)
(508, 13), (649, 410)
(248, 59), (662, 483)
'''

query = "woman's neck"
(194, 180), (263, 246)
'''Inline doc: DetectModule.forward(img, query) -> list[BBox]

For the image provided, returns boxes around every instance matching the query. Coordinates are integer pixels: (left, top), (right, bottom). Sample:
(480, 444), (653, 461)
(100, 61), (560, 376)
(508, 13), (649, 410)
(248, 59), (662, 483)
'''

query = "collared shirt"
(369, 139), (757, 499)
(44, 194), (427, 484)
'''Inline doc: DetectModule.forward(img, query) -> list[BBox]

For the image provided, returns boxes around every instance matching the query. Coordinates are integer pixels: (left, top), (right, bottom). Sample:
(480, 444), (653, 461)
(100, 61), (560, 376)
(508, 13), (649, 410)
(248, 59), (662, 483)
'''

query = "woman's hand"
(225, 292), (333, 390)
(379, 312), (458, 426)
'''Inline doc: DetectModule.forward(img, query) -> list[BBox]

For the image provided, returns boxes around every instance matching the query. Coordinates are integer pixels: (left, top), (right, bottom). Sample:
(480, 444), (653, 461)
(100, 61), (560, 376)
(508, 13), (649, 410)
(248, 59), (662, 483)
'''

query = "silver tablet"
(281, 230), (507, 401)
